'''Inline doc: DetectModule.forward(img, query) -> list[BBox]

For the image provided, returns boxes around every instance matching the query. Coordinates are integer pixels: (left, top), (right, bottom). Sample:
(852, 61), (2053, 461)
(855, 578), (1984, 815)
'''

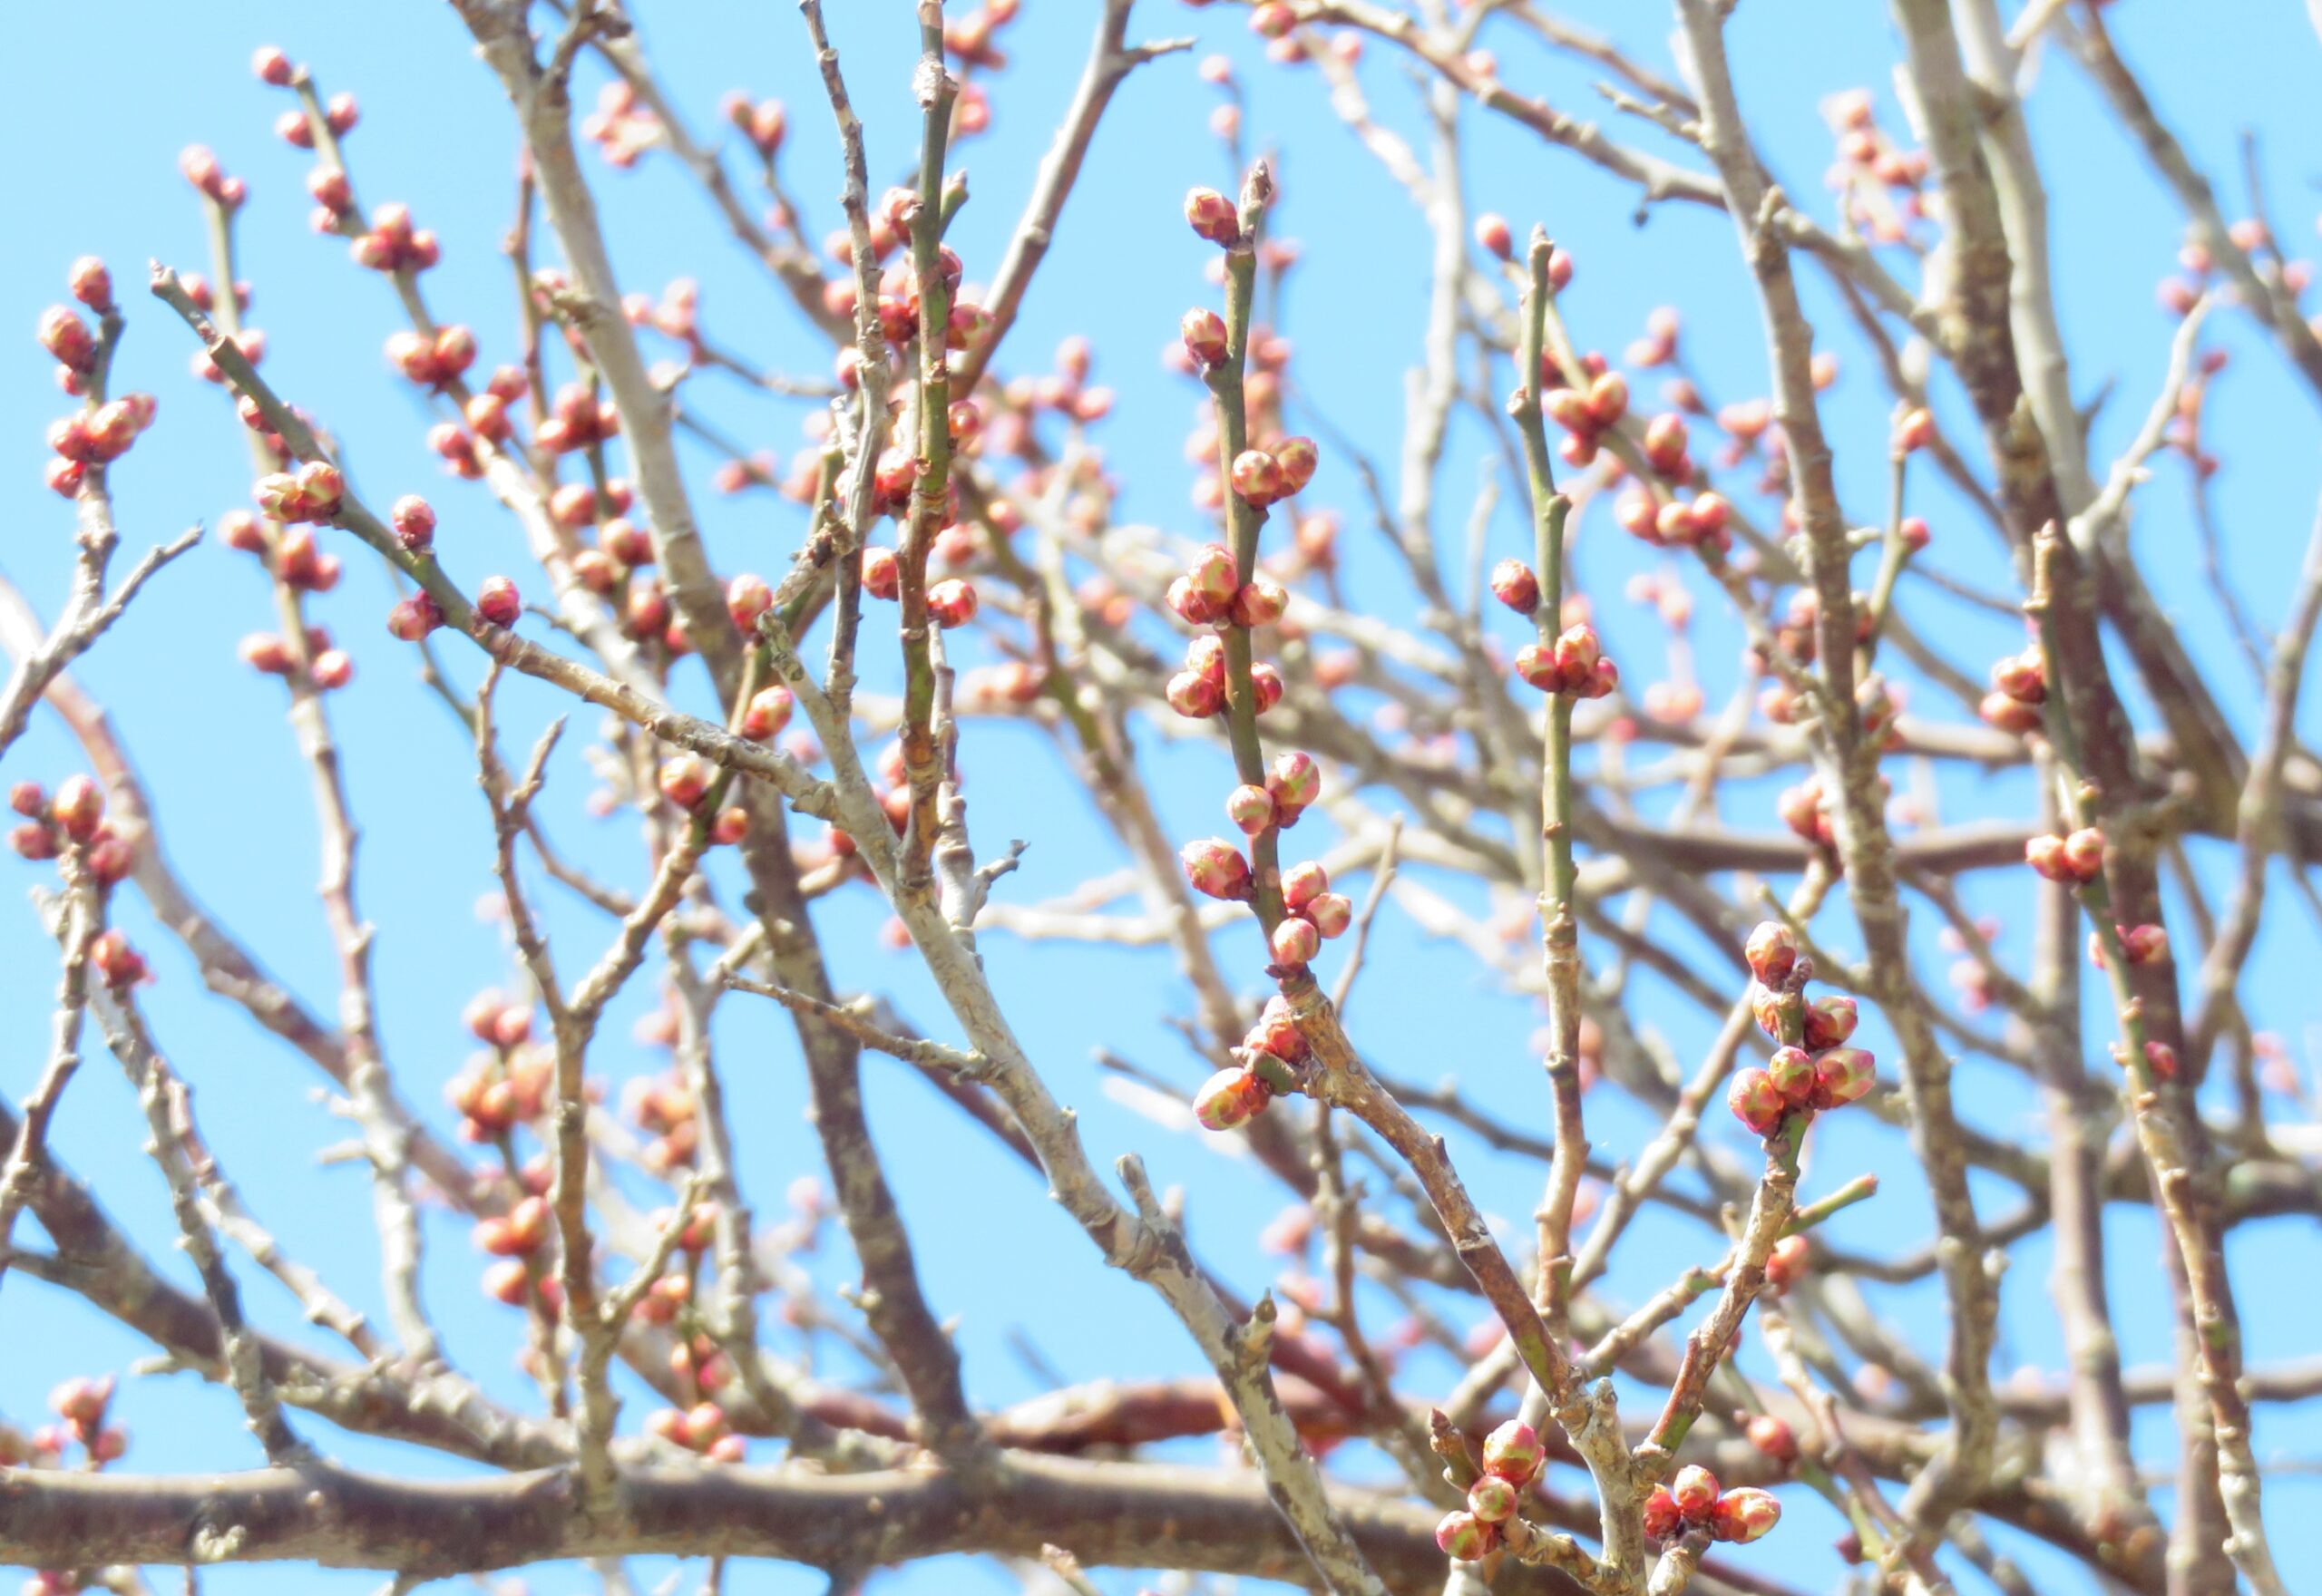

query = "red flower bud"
(1273, 436), (1320, 495)
(741, 686), (794, 741)
(2120, 922), (2169, 964)
(50, 774), (102, 842)
(68, 258), (113, 314)
(1166, 670), (1223, 718)
(385, 593), (445, 641)
(862, 546), (901, 600)
(1475, 213), (1514, 261)
(2061, 827), (2105, 883)
(1267, 750), (1321, 812)
(1281, 860), (1328, 912)
(1644, 1485), (1683, 1541)
(659, 755), (714, 811)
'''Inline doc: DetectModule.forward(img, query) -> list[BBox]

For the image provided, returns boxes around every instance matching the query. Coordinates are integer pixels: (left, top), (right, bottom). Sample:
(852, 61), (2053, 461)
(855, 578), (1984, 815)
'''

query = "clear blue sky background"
(2, 5), (2317, 1595)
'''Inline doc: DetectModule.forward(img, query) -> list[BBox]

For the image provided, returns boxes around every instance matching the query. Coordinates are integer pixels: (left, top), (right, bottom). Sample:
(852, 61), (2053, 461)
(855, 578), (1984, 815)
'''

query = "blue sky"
(2, 4), (2318, 1594)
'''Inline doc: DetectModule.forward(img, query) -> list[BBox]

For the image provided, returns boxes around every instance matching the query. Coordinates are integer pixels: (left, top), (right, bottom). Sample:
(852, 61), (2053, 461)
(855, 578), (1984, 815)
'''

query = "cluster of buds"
(2091, 921), (2169, 969)
(1725, 922), (1876, 1136)
(385, 592), (446, 643)
(1979, 646), (2048, 735)
(179, 145), (249, 209)
(1166, 634), (1284, 720)
(720, 93), (788, 158)
(1540, 366), (1631, 470)
(252, 461), (346, 524)
(1268, 860), (1353, 968)
(647, 1401), (744, 1463)
(1433, 1419), (1548, 1563)
(44, 1377), (128, 1467)
(1643, 1465), (1781, 1546)
(1513, 622), (1618, 699)
(349, 201), (440, 274)
(1227, 437), (1319, 510)
(385, 325), (477, 390)
(46, 393), (157, 489)
(1824, 90), (1927, 247)
(1192, 997), (1312, 1133)
(625, 1069), (701, 1173)
(1612, 486), (1732, 550)
(239, 625), (353, 692)
(446, 1017), (551, 1141)
(1167, 541), (1288, 630)
(483, 1256), (561, 1313)
(1775, 773), (1835, 847)
(581, 78), (665, 169)
(2025, 826), (2105, 887)
(1226, 749), (1322, 837)
(473, 1194), (552, 1260)
(9, 777), (137, 887)
(537, 382), (621, 455)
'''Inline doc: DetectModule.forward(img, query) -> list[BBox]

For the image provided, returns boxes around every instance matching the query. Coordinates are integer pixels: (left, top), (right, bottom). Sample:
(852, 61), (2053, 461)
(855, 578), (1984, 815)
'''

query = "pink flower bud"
(2121, 923), (2169, 964)
(476, 576), (522, 628)
(389, 495), (436, 551)
(1227, 784), (1275, 836)
(1435, 1511), (1496, 1562)
(1766, 1046), (1815, 1105)
(727, 573), (774, 630)
(1489, 558), (1539, 615)
(37, 307), (95, 372)
(1513, 642), (1557, 691)
(741, 686), (794, 741)
(1192, 1066), (1267, 1132)
(1273, 435), (1319, 494)
(1251, 661), (1285, 714)
(1271, 916), (1320, 967)
(1764, 1233), (1809, 1292)
(1810, 1046), (1876, 1107)
(1166, 669), (1224, 718)
(1180, 307), (1229, 368)
(1181, 838), (1253, 900)
(1585, 371), (1629, 428)
(68, 258), (113, 314)
(1710, 1486), (1781, 1544)
(1894, 406), (1934, 453)
(296, 461), (345, 519)
(1281, 860), (1328, 911)
(1746, 1414), (1799, 1465)
(2061, 827), (2105, 883)
(1467, 1474), (1518, 1523)
(1305, 893), (1352, 939)
(1481, 1418), (1546, 1484)
(1267, 750), (1321, 812)
(1232, 575), (1288, 628)
(1727, 1066), (1786, 1135)
(927, 578), (979, 628)
(386, 593), (445, 641)
(1184, 187), (1240, 246)
(1802, 994), (1857, 1050)
(659, 754), (714, 811)
(861, 546), (901, 600)
(1744, 920), (1799, 987)
(1475, 213), (1514, 261)
(1230, 448), (1283, 506)
(1671, 1465), (1720, 1523)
